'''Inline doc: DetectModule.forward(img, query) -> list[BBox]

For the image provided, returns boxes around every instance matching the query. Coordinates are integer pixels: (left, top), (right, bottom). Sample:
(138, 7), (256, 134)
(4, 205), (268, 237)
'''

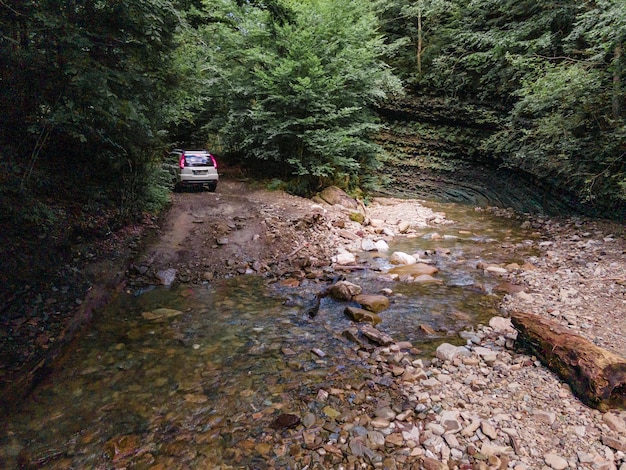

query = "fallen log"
(511, 311), (626, 411)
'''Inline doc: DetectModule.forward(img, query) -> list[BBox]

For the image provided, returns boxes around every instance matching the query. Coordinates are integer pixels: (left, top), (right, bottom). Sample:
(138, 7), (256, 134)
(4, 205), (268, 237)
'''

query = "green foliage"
(381, 0), (626, 216)
(175, 0), (401, 194)
(0, 0), (182, 222)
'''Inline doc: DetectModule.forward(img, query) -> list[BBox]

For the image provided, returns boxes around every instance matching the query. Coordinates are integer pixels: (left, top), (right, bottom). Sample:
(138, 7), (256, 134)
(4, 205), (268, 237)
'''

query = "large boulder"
(318, 186), (362, 211)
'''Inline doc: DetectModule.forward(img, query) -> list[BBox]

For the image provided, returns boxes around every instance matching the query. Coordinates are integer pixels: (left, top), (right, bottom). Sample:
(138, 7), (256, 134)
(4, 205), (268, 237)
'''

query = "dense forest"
(1, 0), (625, 230)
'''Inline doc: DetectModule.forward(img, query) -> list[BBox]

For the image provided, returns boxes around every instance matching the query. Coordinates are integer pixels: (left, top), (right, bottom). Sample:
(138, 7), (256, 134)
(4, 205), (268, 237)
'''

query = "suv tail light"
(210, 154), (218, 169)
(179, 153), (186, 169)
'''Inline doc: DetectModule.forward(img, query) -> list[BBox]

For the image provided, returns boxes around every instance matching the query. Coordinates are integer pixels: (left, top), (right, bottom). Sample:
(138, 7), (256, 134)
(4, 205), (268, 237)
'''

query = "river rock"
(412, 274), (443, 284)
(156, 268), (177, 286)
(389, 263), (439, 276)
(488, 316), (515, 334)
(353, 294), (390, 313)
(473, 346), (498, 364)
(270, 413), (301, 430)
(327, 280), (362, 300)
(398, 220), (411, 233)
(440, 411), (462, 433)
(436, 343), (468, 362)
(375, 240), (389, 252)
(603, 412), (626, 433)
(485, 265), (508, 275)
(345, 306), (382, 325)
(602, 435), (626, 452)
(332, 251), (356, 265)
(544, 452), (568, 469)
(361, 238), (377, 251)
(318, 186), (361, 211)
(360, 323), (394, 345)
(104, 434), (141, 462)
(390, 251), (417, 265)
(339, 229), (361, 241)
(420, 456), (447, 470)
(493, 282), (525, 294)
(141, 308), (184, 321)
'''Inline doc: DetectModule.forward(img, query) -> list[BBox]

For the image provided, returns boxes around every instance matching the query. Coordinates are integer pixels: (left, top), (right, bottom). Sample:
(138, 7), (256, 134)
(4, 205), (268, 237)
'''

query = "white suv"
(169, 149), (218, 192)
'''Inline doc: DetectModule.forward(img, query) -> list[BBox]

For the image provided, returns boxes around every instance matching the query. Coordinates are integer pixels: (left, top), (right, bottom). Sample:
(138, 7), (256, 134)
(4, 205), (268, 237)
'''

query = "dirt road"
(127, 178), (343, 288)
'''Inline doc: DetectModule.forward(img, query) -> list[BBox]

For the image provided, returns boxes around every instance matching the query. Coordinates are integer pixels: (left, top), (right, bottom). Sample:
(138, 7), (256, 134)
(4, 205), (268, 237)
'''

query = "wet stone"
(104, 435), (142, 462)
(344, 306), (382, 325)
(269, 413), (301, 430)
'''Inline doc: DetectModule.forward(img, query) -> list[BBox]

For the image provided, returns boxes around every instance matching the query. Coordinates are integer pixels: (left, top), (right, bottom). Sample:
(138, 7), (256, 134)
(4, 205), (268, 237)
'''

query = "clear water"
(0, 201), (537, 468)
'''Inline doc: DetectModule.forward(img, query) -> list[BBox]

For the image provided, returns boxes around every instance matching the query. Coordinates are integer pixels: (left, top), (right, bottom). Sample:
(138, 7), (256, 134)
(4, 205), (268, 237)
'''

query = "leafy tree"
(0, 0), (183, 222)
(175, 0), (401, 194)
(486, 0), (626, 211)
(377, 0), (458, 83)
(414, 0), (579, 101)
(382, 0), (625, 214)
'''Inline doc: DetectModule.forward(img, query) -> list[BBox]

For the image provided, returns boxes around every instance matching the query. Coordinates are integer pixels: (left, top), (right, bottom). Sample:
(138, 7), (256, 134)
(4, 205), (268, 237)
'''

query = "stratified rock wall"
(376, 94), (581, 215)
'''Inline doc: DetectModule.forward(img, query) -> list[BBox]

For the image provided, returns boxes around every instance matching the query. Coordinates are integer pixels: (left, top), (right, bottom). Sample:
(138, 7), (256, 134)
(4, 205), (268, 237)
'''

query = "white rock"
(361, 238), (377, 251)
(332, 252), (356, 265)
(375, 240), (389, 252)
(436, 343), (462, 362)
(389, 251), (416, 265)
(489, 316), (515, 333)
(544, 452), (568, 470)
(398, 221), (411, 233)
(485, 266), (508, 275)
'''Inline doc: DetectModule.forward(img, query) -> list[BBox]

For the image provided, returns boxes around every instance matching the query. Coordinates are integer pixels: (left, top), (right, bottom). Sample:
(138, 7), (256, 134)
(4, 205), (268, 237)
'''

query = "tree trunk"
(613, 44), (622, 119)
(511, 311), (626, 411)
(417, 7), (422, 75)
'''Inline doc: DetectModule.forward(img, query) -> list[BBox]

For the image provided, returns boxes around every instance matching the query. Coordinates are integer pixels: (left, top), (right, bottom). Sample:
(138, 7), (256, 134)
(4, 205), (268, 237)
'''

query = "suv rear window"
(184, 152), (214, 167)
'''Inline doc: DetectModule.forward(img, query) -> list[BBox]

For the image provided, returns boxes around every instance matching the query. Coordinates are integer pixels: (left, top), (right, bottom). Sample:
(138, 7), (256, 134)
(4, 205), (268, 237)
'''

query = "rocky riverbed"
(271, 191), (626, 470)
(2, 180), (626, 469)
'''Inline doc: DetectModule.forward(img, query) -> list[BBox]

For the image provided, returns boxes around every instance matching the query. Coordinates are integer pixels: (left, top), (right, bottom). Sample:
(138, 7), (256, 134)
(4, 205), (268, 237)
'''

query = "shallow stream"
(0, 201), (538, 468)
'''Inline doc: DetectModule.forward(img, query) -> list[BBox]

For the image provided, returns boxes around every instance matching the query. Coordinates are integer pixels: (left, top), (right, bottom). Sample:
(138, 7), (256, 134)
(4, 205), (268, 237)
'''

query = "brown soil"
(126, 178), (344, 288)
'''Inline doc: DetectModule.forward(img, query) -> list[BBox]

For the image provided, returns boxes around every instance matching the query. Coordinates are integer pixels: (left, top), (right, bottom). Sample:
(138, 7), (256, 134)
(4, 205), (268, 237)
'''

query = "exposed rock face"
(376, 94), (585, 215)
